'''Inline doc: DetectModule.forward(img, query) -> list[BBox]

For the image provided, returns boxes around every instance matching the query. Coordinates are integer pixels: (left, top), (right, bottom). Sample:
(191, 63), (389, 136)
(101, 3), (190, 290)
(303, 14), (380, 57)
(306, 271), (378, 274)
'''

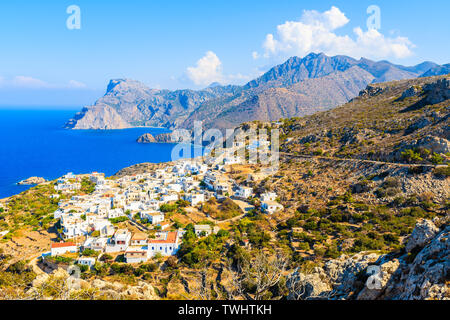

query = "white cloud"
(186, 51), (251, 87)
(68, 80), (87, 88)
(0, 76), (89, 90)
(12, 76), (50, 88)
(255, 6), (414, 60)
(187, 51), (224, 86)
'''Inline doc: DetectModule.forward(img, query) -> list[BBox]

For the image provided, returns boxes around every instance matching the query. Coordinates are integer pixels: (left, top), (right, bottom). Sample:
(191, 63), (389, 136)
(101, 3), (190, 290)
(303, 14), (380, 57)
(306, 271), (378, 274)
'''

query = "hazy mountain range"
(65, 53), (450, 131)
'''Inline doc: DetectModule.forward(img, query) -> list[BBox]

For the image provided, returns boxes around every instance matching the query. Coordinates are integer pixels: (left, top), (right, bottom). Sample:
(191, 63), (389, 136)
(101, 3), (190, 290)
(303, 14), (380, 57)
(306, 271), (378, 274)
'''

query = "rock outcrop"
(424, 78), (450, 105)
(286, 220), (449, 300)
(17, 177), (47, 185)
(405, 219), (440, 253)
(136, 133), (157, 143)
(28, 268), (160, 300)
(136, 132), (187, 144)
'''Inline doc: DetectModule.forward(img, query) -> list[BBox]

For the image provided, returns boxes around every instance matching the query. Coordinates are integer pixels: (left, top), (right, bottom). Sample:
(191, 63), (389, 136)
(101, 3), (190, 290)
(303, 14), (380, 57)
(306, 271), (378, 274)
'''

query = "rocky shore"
(136, 132), (184, 144)
(17, 177), (47, 185)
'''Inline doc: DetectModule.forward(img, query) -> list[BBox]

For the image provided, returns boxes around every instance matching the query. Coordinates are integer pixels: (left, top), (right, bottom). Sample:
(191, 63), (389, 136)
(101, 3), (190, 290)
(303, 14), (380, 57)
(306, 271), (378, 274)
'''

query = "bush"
(166, 256), (178, 268)
(433, 165), (450, 178)
(382, 177), (400, 189)
(313, 149), (323, 156)
(430, 153), (444, 165)
(80, 177), (96, 194)
(109, 216), (128, 224)
(160, 203), (178, 213)
(401, 149), (423, 163)
(81, 249), (98, 257)
(99, 254), (113, 262)
(351, 180), (371, 193)
(6, 261), (28, 274)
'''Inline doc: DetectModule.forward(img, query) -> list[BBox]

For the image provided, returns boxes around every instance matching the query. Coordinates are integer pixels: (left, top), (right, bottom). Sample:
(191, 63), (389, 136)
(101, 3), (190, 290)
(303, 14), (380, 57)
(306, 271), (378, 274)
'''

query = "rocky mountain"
(181, 65), (375, 130)
(279, 74), (450, 165)
(421, 64), (450, 77)
(65, 79), (241, 130)
(65, 53), (449, 131)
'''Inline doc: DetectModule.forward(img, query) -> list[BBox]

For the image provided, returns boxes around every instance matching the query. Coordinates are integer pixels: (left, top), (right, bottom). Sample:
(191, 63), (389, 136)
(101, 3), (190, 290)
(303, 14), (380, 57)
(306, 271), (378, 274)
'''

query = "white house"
(107, 208), (125, 219)
(76, 257), (96, 268)
(214, 182), (231, 195)
(64, 172), (77, 179)
(148, 231), (180, 257)
(235, 186), (253, 199)
(161, 193), (179, 203)
(261, 192), (277, 202)
(83, 237), (108, 252)
(261, 201), (284, 214)
(131, 233), (148, 246)
(61, 217), (89, 239)
(51, 242), (78, 256)
(89, 172), (105, 184)
(105, 229), (131, 253)
(55, 182), (81, 192)
(125, 246), (148, 264)
(140, 210), (164, 225)
(185, 193), (205, 206)
(194, 225), (213, 237)
(167, 183), (182, 193)
(112, 194), (126, 208)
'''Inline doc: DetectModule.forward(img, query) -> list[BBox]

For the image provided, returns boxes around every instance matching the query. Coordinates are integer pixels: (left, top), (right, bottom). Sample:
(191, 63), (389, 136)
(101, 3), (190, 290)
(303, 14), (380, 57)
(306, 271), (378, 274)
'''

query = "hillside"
(278, 75), (450, 164)
(65, 53), (450, 131)
(1, 74), (448, 301)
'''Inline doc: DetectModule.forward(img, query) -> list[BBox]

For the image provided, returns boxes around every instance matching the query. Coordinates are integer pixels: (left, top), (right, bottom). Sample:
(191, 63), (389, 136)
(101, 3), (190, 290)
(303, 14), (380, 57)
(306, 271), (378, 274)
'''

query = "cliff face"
(65, 79), (240, 130)
(65, 105), (131, 130)
(286, 219), (449, 300)
(65, 53), (449, 131)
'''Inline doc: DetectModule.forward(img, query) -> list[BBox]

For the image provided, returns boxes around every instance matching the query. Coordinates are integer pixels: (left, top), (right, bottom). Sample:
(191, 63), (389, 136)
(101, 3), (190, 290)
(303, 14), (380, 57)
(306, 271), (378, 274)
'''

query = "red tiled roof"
(149, 232), (178, 244)
(51, 242), (76, 249)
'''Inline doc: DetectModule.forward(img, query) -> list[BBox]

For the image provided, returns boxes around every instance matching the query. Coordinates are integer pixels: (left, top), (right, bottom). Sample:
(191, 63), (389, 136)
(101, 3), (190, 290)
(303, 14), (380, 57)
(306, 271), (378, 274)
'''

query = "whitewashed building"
(51, 242), (78, 256)
(148, 231), (180, 257)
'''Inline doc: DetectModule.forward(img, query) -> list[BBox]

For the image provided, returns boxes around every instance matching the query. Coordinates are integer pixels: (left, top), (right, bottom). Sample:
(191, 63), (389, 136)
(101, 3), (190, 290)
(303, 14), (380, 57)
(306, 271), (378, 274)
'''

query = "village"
(44, 146), (284, 269)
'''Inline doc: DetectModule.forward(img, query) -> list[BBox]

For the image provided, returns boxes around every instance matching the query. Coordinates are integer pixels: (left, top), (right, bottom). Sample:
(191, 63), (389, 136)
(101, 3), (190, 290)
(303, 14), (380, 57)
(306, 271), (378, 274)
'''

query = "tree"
(230, 251), (289, 300)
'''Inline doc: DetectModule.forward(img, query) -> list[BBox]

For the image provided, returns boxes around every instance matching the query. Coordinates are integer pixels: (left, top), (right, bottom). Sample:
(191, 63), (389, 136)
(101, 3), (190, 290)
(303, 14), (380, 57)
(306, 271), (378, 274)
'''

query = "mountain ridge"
(65, 53), (450, 131)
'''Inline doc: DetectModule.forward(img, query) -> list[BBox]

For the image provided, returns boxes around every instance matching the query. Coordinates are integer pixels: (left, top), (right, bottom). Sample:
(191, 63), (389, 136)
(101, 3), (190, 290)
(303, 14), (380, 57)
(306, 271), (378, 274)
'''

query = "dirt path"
(28, 255), (46, 275)
(280, 153), (439, 168)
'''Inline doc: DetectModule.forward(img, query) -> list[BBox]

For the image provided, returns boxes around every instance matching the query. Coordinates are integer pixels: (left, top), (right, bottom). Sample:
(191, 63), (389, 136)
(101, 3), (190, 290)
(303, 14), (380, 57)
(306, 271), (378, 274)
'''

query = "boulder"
(424, 78), (450, 105)
(417, 136), (450, 154)
(286, 271), (332, 300)
(401, 86), (421, 99)
(405, 219), (440, 253)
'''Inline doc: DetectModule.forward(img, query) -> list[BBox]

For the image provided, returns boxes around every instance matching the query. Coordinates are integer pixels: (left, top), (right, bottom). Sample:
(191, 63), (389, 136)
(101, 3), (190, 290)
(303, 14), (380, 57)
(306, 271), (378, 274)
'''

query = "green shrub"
(433, 165), (450, 178)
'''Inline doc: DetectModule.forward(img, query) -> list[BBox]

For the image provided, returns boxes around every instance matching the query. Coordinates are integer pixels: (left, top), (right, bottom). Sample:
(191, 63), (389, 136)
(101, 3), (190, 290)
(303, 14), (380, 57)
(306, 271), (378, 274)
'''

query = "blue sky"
(0, 0), (449, 107)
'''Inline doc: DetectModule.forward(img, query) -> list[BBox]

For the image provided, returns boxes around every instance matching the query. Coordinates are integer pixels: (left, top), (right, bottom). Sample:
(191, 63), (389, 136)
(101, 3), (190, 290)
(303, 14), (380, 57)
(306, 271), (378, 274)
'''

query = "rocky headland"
(17, 177), (47, 186)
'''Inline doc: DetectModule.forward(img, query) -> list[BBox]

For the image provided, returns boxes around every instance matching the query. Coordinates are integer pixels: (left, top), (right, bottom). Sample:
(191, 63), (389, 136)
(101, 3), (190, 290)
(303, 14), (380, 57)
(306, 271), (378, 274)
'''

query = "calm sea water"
(0, 109), (191, 199)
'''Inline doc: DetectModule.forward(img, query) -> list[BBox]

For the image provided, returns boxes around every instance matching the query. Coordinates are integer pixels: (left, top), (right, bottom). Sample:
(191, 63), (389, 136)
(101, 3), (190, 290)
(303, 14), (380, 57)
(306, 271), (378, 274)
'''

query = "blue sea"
(0, 109), (194, 199)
